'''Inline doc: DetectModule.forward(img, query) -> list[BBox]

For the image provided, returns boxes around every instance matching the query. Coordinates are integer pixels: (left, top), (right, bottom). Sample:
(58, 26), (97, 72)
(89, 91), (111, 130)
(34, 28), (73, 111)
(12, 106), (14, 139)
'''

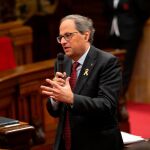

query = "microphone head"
(57, 53), (64, 61)
(57, 53), (64, 73)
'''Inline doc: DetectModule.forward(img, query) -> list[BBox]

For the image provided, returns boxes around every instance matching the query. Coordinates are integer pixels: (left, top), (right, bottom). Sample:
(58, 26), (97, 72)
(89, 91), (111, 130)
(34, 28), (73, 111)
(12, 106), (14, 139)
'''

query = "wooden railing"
(0, 59), (57, 149)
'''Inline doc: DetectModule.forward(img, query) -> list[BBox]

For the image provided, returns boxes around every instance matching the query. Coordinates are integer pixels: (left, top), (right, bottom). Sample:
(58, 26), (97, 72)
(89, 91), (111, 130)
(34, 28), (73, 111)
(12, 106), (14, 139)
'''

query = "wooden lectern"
(0, 122), (34, 150)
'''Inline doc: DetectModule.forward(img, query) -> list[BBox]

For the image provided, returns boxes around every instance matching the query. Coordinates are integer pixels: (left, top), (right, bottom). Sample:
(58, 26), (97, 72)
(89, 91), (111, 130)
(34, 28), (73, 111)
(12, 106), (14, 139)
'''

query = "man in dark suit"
(103, 0), (150, 121)
(40, 14), (123, 150)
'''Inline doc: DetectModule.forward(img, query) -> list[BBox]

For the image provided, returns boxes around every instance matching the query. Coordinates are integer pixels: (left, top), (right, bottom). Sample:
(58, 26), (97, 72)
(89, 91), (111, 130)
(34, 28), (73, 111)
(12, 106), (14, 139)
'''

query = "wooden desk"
(0, 122), (34, 150)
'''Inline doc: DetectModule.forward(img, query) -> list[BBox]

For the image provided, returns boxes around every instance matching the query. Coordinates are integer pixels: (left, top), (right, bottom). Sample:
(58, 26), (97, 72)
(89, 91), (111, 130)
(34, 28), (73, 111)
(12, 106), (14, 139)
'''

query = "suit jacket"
(103, 0), (150, 40)
(47, 45), (123, 150)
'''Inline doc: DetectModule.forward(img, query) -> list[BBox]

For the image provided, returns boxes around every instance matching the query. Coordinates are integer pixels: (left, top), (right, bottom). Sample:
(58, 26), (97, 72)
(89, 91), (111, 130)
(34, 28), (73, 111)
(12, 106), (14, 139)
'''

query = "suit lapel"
(74, 46), (97, 93)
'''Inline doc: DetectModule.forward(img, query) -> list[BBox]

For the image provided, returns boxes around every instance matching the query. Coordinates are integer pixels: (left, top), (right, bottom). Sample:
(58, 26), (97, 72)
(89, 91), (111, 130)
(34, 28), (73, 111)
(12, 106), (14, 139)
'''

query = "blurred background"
(0, 0), (150, 149)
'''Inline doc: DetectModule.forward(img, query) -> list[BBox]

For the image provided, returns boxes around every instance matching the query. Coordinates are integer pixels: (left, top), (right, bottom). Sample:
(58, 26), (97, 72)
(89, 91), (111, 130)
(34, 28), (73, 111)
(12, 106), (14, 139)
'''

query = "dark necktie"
(64, 62), (79, 150)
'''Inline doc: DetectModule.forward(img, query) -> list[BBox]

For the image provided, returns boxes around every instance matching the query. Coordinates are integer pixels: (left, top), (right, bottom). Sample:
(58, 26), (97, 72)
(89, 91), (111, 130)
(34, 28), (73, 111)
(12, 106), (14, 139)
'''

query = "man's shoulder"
(90, 45), (116, 59)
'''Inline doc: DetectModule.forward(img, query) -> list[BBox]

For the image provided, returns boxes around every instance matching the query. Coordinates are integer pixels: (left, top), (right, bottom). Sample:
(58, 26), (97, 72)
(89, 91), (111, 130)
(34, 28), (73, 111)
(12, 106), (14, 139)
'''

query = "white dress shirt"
(110, 0), (120, 36)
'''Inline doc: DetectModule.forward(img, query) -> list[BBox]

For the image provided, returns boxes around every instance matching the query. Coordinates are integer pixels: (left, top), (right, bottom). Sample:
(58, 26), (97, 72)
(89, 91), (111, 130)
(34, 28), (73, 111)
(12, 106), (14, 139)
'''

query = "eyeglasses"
(56, 32), (78, 43)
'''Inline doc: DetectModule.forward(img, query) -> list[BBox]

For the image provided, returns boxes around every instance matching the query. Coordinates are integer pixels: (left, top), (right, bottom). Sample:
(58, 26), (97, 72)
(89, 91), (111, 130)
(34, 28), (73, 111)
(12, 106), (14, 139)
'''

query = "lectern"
(0, 122), (34, 150)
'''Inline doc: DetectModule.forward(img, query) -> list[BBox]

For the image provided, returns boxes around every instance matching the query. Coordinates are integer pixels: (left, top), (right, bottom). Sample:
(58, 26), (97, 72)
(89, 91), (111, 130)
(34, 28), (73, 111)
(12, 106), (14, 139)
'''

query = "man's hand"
(40, 72), (74, 104)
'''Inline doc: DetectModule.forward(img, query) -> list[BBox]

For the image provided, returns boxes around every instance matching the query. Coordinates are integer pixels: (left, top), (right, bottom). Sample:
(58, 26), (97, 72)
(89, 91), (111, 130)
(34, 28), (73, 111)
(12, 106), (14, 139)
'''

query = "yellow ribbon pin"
(83, 69), (89, 76)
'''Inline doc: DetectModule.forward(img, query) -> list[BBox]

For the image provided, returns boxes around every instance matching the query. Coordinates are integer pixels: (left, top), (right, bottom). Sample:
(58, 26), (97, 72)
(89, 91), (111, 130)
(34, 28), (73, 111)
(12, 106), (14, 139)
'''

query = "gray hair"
(60, 14), (95, 44)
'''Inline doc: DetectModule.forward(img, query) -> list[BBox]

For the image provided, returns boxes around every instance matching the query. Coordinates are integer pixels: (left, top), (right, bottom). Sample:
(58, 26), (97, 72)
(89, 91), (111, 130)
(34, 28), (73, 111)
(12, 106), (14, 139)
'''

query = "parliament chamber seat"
(0, 122), (34, 150)
(0, 36), (16, 71)
(0, 20), (33, 67)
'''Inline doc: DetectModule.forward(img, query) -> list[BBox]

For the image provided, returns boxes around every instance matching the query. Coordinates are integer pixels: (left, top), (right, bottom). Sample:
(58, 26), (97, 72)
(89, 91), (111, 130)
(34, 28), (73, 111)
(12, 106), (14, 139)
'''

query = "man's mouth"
(64, 47), (71, 51)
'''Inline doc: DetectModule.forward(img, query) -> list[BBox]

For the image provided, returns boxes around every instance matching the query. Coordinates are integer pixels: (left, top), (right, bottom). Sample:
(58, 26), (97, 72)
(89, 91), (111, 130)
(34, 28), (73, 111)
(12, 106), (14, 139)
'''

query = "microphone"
(57, 53), (64, 73)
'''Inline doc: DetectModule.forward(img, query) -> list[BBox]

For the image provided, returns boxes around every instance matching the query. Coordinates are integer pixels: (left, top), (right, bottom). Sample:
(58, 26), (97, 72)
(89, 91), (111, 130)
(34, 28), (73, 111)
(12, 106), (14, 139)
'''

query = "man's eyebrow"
(60, 32), (70, 35)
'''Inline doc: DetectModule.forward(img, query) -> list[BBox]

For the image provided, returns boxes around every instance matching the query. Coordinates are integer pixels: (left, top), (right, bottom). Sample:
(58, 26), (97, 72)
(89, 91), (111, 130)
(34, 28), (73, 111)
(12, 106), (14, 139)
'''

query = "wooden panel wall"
(127, 18), (150, 103)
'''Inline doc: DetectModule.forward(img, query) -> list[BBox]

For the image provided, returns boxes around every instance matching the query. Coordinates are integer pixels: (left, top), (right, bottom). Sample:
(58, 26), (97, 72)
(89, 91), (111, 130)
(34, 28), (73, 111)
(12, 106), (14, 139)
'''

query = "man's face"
(59, 19), (90, 61)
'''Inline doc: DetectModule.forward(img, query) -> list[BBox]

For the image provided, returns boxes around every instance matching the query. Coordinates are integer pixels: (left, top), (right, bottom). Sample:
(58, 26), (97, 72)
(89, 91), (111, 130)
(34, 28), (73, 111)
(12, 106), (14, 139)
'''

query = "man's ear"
(84, 31), (90, 41)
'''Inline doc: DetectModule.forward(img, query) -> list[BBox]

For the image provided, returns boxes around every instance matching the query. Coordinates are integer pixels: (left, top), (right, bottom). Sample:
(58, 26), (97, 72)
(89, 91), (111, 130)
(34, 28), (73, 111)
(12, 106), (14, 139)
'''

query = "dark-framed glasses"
(56, 32), (78, 43)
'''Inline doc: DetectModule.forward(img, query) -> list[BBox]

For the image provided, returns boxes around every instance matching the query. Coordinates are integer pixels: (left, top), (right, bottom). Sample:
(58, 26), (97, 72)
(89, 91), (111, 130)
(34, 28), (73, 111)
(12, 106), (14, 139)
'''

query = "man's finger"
(40, 85), (53, 92)
(46, 80), (61, 91)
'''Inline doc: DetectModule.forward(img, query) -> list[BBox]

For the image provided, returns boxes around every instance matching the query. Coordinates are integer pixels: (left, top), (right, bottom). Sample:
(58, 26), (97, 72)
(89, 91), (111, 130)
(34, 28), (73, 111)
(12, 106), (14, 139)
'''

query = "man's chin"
(65, 51), (72, 57)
